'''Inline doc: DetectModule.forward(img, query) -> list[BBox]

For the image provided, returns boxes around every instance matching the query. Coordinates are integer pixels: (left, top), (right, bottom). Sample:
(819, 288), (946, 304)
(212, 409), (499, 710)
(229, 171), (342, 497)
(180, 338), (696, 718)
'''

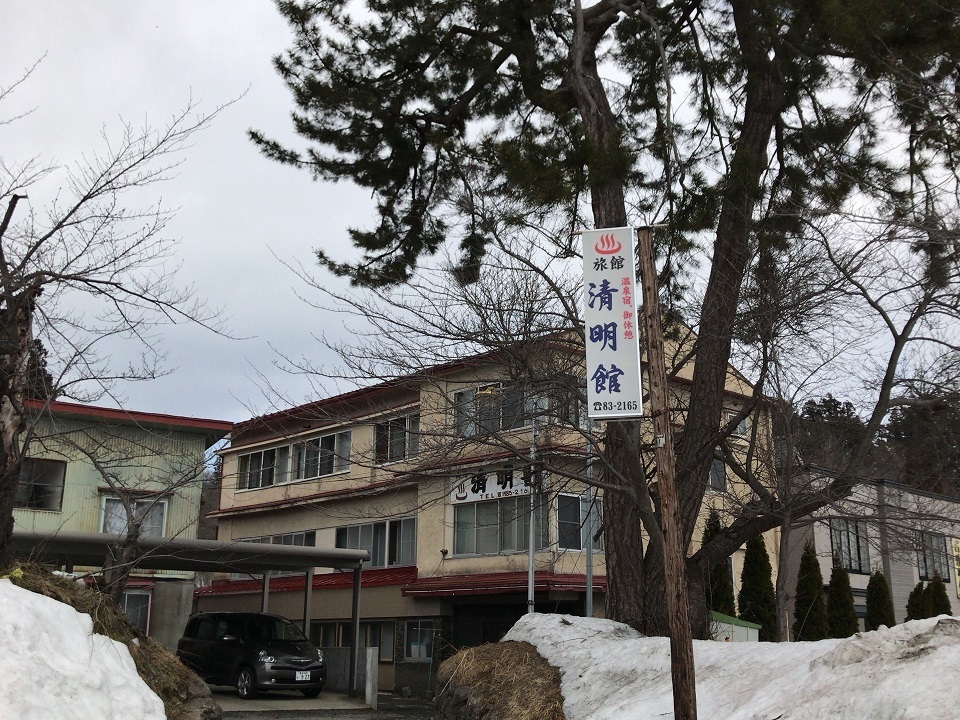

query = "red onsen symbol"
(594, 233), (622, 255)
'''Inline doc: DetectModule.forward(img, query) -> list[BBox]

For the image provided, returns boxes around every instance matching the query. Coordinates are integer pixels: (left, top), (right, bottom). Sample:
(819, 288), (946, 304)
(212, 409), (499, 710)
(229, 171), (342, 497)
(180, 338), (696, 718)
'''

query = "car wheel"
(236, 667), (258, 700)
(302, 687), (322, 699)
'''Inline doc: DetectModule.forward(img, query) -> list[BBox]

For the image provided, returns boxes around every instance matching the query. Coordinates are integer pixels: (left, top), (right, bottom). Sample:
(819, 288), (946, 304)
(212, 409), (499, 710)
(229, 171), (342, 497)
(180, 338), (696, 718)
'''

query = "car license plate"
(296, 671), (311, 681)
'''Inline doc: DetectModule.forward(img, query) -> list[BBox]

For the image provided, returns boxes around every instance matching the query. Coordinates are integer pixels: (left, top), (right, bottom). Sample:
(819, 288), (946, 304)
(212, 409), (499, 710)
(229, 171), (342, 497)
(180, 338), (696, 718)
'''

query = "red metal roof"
(26, 399), (232, 436)
(195, 565), (418, 596)
(401, 571), (606, 597)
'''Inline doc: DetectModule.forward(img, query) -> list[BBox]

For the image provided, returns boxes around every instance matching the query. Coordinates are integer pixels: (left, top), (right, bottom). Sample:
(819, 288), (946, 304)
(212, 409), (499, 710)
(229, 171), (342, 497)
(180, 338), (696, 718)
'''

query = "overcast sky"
(1, 2), (374, 423)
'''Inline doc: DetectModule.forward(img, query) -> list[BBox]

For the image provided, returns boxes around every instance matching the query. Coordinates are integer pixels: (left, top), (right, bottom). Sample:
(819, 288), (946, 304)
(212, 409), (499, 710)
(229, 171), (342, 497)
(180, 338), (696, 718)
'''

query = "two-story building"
(196, 336), (775, 693)
(783, 469), (960, 633)
(12, 400), (232, 648)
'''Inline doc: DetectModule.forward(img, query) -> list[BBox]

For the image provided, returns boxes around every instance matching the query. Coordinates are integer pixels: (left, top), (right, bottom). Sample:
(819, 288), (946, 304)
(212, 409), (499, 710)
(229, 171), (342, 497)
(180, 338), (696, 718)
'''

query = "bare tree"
(0, 69), (228, 566)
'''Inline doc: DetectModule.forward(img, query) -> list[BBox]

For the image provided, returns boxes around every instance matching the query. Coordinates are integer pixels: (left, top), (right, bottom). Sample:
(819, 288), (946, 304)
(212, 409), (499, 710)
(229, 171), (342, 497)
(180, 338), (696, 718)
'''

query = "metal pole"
(302, 567), (314, 636)
(261, 570), (270, 613)
(637, 226), (697, 720)
(527, 410), (538, 614)
(585, 417), (594, 618)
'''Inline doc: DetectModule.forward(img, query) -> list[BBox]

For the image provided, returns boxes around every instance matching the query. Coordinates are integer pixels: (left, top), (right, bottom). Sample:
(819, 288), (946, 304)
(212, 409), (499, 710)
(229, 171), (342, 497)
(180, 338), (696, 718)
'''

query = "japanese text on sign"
(583, 227), (643, 419)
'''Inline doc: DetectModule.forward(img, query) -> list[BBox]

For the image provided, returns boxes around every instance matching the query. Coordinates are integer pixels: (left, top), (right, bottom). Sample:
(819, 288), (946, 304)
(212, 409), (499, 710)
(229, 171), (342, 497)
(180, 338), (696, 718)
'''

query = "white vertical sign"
(583, 227), (643, 419)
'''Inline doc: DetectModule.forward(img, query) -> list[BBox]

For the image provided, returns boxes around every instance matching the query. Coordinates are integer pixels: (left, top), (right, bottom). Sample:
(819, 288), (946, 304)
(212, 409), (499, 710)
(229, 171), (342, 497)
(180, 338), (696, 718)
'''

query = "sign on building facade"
(582, 227), (644, 419)
(450, 466), (537, 504)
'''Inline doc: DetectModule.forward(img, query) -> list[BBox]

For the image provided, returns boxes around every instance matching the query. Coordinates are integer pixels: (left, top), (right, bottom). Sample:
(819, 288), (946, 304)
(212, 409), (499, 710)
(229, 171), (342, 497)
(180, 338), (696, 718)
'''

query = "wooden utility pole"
(636, 226), (698, 720)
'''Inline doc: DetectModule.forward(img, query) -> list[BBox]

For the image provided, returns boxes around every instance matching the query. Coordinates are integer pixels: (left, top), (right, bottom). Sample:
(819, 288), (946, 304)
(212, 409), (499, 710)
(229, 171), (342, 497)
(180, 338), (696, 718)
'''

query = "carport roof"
(10, 530), (369, 573)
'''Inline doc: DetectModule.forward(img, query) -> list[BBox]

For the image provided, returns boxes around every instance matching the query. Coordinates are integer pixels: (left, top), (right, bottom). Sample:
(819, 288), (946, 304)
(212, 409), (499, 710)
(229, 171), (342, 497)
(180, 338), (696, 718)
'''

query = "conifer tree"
(793, 543), (829, 641)
(923, 575), (953, 617)
(700, 510), (737, 617)
(826, 563), (860, 638)
(906, 582), (931, 621)
(738, 535), (777, 641)
(864, 570), (896, 631)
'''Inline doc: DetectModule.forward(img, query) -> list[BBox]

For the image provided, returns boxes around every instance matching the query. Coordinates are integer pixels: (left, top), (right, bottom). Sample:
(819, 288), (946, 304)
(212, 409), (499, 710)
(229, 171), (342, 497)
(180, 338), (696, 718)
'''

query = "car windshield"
(245, 616), (308, 642)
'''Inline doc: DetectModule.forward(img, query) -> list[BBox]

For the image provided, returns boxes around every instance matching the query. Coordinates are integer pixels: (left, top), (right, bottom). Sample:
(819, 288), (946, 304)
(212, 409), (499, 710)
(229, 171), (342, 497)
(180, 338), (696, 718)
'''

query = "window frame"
(404, 619), (434, 662)
(829, 518), (870, 574)
(454, 384), (537, 437)
(708, 456), (727, 492)
(120, 589), (152, 634)
(15, 457), (67, 511)
(375, 414), (420, 464)
(101, 496), (167, 538)
(335, 518), (417, 569)
(917, 531), (950, 582)
(557, 494), (604, 552)
(453, 496), (549, 556)
(236, 430), (352, 490)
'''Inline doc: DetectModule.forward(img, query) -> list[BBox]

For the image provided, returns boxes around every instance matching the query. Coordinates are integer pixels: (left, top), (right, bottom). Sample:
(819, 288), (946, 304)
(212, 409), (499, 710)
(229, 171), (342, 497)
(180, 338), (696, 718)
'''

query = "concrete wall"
(150, 580), (195, 650)
(322, 647), (378, 709)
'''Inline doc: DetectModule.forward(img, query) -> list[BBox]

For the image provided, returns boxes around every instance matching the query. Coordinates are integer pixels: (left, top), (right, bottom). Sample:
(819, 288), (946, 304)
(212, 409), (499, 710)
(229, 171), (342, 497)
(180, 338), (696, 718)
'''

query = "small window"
(709, 457), (727, 491)
(454, 384), (537, 437)
(724, 412), (748, 437)
(294, 431), (351, 479)
(375, 415), (420, 463)
(336, 518), (416, 568)
(830, 519), (870, 574)
(121, 590), (151, 633)
(404, 619), (434, 661)
(102, 497), (167, 538)
(557, 494), (604, 551)
(237, 449), (278, 489)
(917, 531), (950, 582)
(453, 497), (548, 555)
(15, 458), (66, 511)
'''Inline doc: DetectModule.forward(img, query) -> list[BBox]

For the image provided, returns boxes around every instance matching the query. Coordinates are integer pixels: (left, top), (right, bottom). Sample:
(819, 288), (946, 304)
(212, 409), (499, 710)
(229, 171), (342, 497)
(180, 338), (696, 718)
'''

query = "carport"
(10, 530), (370, 694)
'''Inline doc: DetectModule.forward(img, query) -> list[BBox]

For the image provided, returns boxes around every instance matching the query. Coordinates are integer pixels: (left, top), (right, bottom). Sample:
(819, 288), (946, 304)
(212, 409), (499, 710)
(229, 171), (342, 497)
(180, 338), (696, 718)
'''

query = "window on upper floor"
(453, 496), (548, 555)
(723, 411), (749, 438)
(829, 518), (870, 574)
(294, 431), (351, 480)
(454, 384), (540, 437)
(557, 494), (604, 551)
(708, 456), (727, 492)
(375, 415), (419, 463)
(15, 458), (66, 511)
(917, 531), (950, 582)
(335, 518), (416, 569)
(236, 430), (351, 490)
(237, 448), (283, 490)
(101, 496), (167, 538)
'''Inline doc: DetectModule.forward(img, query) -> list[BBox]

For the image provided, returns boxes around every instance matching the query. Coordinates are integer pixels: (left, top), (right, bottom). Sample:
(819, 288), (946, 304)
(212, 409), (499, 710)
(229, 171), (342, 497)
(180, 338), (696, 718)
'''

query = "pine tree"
(923, 575), (953, 617)
(826, 563), (860, 638)
(738, 535), (777, 641)
(864, 570), (896, 631)
(906, 581), (931, 621)
(700, 510), (737, 617)
(793, 543), (829, 641)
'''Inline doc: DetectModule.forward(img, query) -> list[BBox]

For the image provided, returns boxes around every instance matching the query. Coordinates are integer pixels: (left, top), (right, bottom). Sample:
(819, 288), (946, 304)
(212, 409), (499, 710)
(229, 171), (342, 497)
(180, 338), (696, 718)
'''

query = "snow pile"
(0, 579), (165, 720)
(505, 613), (960, 720)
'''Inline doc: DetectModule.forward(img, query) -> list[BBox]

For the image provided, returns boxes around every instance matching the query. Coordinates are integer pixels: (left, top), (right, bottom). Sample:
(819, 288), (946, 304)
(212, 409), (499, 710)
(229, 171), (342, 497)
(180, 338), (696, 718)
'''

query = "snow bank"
(0, 579), (165, 720)
(505, 613), (960, 720)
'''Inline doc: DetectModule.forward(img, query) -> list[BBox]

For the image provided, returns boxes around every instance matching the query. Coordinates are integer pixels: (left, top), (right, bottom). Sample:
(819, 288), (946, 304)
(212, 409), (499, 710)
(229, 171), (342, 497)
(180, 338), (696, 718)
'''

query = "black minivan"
(177, 612), (326, 699)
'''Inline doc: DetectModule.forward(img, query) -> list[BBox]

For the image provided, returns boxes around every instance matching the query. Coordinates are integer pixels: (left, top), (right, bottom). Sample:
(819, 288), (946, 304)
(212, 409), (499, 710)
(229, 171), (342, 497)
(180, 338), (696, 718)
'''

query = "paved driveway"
(214, 688), (435, 720)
